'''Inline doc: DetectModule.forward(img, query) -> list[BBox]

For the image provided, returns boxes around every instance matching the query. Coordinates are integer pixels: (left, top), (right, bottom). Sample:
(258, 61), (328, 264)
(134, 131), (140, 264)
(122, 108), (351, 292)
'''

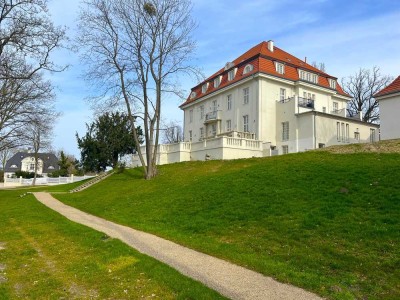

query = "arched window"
(243, 64), (254, 75)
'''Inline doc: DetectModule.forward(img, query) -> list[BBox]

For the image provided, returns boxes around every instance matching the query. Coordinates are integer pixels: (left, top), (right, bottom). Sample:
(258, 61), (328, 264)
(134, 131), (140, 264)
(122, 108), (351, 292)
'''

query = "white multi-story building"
(132, 41), (379, 166)
(374, 76), (400, 140)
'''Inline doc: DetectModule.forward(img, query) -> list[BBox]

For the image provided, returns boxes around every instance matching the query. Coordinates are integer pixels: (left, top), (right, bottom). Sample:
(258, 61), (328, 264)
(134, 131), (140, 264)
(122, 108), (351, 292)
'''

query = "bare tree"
(77, 0), (199, 179)
(0, 0), (66, 152)
(311, 61), (326, 72)
(23, 113), (55, 185)
(162, 120), (183, 144)
(342, 67), (393, 123)
(0, 145), (13, 170)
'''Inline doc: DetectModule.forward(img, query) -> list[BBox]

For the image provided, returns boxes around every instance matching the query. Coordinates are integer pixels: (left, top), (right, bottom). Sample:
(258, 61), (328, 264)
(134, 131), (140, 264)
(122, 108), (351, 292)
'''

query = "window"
(243, 64), (254, 75)
(276, 62), (284, 74)
(282, 145), (289, 154)
(227, 94), (232, 110)
(322, 107), (326, 113)
(333, 102), (338, 113)
(30, 163), (35, 171)
(190, 91), (197, 99)
(200, 127), (204, 140)
(354, 132), (360, 140)
(212, 100), (217, 112)
(48, 166), (55, 170)
(280, 88), (286, 101)
(214, 76), (221, 88)
(200, 105), (204, 119)
(318, 143), (325, 148)
(370, 129), (376, 142)
(329, 79), (336, 89)
(337, 122), (340, 141)
(201, 83), (208, 93)
(226, 120), (231, 132)
(282, 122), (289, 141)
(189, 130), (192, 141)
(211, 124), (217, 136)
(189, 109), (193, 123)
(308, 93), (311, 99)
(346, 124), (349, 142)
(303, 91), (307, 98)
(341, 123), (345, 142)
(243, 115), (249, 132)
(243, 87), (249, 104)
(228, 69), (236, 81)
(299, 70), (318, 83)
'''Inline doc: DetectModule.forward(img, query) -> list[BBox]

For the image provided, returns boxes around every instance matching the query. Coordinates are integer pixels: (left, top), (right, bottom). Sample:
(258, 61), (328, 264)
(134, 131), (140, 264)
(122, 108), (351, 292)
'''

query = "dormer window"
(48, 166), (55, 169)
(228, 68), (237, 81)
(243, 64), (254, 75)
(214, 76), (221, 88)
(275, 62), (285, 74)
(10, 164), (17, 168)
(201, 83), (209, 94)
(299, 70), (318, 84)
(190, 91), (197, 99)
(329, 78), (336, 89)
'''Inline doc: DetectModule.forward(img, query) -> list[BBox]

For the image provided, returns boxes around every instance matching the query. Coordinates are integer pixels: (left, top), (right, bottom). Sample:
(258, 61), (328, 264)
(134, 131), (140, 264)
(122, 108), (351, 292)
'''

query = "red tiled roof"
(374, 76), (400, 98)
(180, 41), (350, 108)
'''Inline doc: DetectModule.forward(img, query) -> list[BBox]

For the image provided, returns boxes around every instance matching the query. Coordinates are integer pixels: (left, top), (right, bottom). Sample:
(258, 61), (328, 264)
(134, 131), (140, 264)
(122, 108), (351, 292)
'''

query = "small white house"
(4, 152), (59, 178)
(374, 76), (400, 140)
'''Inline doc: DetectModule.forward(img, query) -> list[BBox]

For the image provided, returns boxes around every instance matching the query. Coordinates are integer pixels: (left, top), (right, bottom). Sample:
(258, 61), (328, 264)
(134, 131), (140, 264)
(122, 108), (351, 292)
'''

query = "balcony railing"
(204, 110), (221, 123)
(298, 97), (315, 109)
(331, 108), (346, 117)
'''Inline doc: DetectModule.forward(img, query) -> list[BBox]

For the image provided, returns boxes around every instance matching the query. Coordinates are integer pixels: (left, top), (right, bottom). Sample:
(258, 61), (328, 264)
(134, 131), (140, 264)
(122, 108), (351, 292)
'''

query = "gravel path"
(33, 192), (323, 300)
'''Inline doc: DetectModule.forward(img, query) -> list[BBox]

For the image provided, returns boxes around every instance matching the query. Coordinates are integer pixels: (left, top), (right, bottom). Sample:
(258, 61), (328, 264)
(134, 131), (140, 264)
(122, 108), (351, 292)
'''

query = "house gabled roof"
(5, 152), (59, 173)
(180, 41), (350, 108)
(374, 76), (400, 98)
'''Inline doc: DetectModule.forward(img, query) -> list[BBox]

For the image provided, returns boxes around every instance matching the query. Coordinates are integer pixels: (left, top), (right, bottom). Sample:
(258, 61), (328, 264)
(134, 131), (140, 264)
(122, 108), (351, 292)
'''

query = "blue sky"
(47, 0), (400, 157)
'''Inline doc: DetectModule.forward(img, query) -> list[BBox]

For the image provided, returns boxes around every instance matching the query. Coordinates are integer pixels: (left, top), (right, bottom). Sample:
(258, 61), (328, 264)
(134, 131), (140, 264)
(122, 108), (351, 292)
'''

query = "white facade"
(131, 41), (380, 166)
(376, 92), (400, 140)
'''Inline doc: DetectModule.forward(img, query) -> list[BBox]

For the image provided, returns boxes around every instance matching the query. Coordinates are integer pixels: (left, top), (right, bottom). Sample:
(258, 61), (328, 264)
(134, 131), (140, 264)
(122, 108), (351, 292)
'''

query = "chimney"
(267, 40), (274, 52)
(304, 57), (307, 63)
(359, 110), (363, 121)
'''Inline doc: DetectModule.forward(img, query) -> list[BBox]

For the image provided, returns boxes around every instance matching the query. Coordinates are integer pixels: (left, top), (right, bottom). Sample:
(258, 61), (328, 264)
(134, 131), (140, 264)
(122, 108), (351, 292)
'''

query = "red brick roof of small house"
(374, 76), (400, 98)
(180, 41), (350, 108)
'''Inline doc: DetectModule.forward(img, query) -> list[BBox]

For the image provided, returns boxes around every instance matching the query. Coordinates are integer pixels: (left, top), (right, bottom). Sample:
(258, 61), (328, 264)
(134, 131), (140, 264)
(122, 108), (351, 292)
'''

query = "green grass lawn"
(0, 188), (225, 299)
(56, 150), (400, 300)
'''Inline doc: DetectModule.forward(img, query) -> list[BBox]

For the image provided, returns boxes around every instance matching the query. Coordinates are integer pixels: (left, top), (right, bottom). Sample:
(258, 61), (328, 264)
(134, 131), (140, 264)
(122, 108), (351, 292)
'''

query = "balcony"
(331, 108), (346, 117)
(204, 110), (221, 123)
(298, 97), (315, 109)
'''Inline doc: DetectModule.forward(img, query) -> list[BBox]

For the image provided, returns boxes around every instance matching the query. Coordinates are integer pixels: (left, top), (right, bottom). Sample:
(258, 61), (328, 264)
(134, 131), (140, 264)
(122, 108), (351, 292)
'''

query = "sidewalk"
(33, 192), (322, 300)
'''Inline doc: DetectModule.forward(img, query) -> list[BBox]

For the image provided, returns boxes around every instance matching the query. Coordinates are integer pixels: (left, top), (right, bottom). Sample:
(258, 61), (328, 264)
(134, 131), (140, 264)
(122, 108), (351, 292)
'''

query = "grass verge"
(0, 189), (225, 299)
(57, 150), (400, 300)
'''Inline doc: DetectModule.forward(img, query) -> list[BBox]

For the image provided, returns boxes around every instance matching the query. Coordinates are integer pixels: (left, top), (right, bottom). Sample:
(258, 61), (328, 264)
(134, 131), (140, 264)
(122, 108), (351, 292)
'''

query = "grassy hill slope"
(57, 143), (400, 300)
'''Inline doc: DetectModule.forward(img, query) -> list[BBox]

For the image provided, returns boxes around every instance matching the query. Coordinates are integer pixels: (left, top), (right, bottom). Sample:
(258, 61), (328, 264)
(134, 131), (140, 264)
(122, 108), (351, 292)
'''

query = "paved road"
(33, 192), (323, 300)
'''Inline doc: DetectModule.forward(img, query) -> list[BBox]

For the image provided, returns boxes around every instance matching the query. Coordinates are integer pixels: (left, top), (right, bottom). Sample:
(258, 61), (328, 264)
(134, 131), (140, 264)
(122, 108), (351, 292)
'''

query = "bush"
(14, 171), (42, 179)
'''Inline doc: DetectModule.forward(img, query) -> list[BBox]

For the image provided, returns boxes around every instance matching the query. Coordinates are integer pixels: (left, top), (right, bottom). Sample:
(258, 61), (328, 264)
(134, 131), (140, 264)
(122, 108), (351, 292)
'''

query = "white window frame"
(370, 128), (376, 142)
(243, 115), (249, 132)
(189, 109), (193, 123)
(329, 79), (337, 89)
(276, 62), (284, 74)
(243, 87), (249, 104)
(227, 94), (232, 110)
(333, 101), (338, 113)
(211, 124), (217, 136)
(280, 88), (286, 101)
(226, 120), (231, 132)
(243, 64), (254, 75)
(214, 77), (221, 88)
(228, 69), (236, 81)
(282, 145), (289, 155)
(282, 121), (289, 141)
(336, 122), (341, 141)
(212, 100), (217, 112)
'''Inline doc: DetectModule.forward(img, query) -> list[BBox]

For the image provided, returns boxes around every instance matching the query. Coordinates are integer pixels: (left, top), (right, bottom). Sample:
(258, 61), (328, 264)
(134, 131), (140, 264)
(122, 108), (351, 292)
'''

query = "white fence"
(3, 175), (95, 187)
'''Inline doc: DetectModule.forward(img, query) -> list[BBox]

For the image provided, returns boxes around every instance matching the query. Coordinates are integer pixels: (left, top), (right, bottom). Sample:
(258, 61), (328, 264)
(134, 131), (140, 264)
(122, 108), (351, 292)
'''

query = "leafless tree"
(0, 145), (13, 170)
(342, 67), (393, 123)
(311, 61), (326, 72)
(23, 112), (56, 185)
(162, 120), (183, 144)
(77, 0), (199, 179)
(0, 0), (66, 152)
